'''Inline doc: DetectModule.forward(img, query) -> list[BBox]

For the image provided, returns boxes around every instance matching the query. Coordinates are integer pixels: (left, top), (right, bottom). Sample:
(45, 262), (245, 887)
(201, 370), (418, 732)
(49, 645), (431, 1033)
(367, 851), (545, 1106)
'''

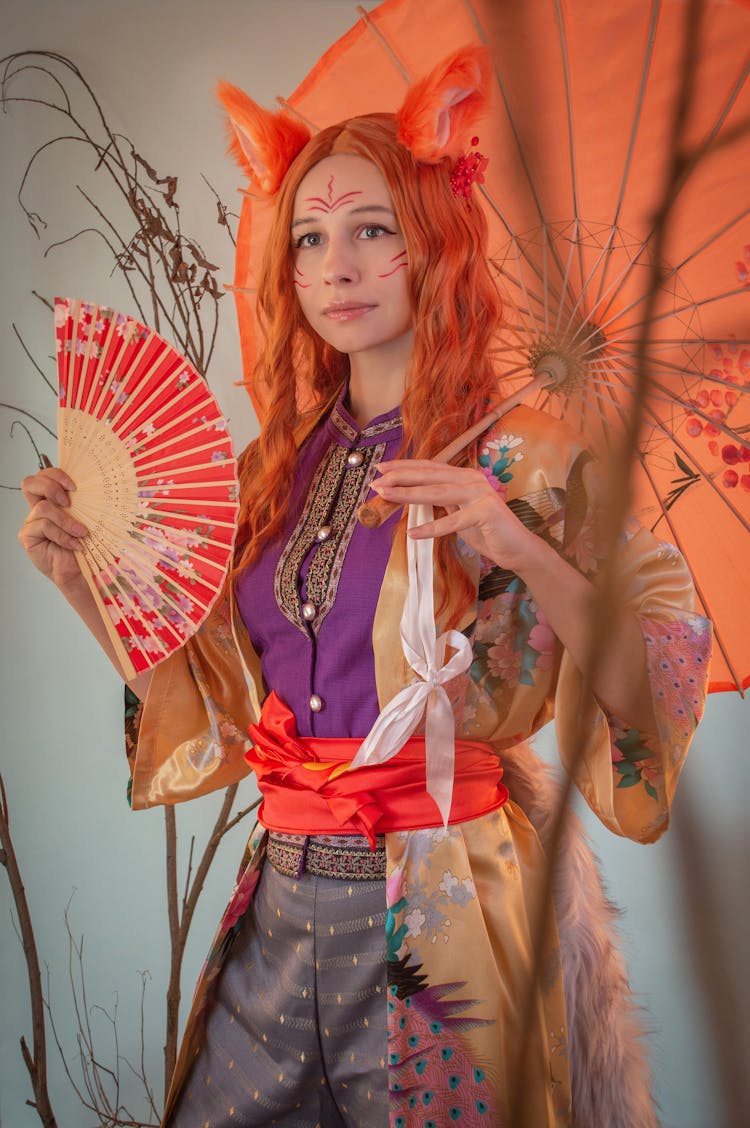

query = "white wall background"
(0, 3), (747, 1127)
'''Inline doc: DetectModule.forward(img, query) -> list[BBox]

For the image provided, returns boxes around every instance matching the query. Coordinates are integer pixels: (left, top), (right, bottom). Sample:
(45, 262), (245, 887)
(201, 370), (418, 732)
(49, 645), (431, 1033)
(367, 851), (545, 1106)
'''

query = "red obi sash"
(245, 691), (509, 849)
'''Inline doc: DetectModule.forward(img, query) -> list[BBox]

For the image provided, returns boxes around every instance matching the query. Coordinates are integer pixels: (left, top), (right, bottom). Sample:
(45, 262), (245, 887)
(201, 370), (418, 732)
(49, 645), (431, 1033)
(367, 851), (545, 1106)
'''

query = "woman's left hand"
(374, 458), (656, 731)
(372, 459), (540, 575)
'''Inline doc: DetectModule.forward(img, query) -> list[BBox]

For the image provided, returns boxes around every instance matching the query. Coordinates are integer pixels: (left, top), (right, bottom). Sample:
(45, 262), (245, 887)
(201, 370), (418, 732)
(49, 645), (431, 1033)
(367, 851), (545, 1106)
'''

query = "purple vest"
(236, 391), (404, 738)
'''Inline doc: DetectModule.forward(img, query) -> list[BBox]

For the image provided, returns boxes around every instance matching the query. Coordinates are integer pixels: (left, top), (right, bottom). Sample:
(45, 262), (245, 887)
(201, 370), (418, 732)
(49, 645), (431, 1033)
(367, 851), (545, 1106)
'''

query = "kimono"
(126, 395), (711, 1128)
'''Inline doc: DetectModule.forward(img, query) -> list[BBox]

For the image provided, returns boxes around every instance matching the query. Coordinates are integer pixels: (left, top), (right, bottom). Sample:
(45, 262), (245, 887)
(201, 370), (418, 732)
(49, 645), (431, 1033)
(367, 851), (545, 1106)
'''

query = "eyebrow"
(290, 205), (397, 230)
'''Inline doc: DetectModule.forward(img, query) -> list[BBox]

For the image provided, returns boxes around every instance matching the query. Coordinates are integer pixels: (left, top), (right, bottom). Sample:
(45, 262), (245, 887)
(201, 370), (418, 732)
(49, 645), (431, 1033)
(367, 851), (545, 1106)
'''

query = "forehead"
(292, 154), (394, 217)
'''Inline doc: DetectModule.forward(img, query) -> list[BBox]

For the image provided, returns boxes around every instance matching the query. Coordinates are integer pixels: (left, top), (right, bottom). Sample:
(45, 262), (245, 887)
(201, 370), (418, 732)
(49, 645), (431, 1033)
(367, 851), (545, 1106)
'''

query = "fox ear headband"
(216, 45), (491, 200)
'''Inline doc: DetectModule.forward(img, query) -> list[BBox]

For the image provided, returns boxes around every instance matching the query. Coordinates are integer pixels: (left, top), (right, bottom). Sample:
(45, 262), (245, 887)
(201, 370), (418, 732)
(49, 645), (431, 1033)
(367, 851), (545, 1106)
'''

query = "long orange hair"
(234, 113), (503, 617)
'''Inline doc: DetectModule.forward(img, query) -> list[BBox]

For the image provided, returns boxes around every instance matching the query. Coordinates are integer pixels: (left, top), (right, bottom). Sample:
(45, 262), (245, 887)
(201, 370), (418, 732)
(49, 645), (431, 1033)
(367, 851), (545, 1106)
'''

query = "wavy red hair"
(234, 114), (503, 621)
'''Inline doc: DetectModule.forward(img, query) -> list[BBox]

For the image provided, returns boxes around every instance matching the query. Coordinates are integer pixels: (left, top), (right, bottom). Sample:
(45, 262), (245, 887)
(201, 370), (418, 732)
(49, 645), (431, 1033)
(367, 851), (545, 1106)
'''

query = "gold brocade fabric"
(129, 405), (711, 1127)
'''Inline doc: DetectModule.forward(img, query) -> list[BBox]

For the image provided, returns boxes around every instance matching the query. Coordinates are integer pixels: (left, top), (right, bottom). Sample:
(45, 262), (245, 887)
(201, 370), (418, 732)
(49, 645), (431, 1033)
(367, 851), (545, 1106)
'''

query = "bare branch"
(181, 836), (196, 912)
(201, 174), (238, 247)
(163, 807), (180, 1092)
(506, 0), (715, 1121)
(31, 291), (54, 312)
(1, 403), (56, 436)
(9, 419), (48, 467)
(0, 774), (58, 1126)
(43, 914), (161, 1126)
(12, 323), (56, 393)
(1, 61), (73, 115)
(161, 786), (257, 1089)
(2, 48), (249, 1125)
(220, 798), (261, 840)
(2, 417), (54, 487)
(2, 51), (236, 379)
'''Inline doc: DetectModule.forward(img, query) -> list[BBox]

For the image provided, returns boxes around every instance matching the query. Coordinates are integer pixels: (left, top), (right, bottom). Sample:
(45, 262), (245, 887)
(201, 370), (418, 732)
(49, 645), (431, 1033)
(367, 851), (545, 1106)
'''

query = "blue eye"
(360, 224), (391, 239)
(295, 232), (322, 249)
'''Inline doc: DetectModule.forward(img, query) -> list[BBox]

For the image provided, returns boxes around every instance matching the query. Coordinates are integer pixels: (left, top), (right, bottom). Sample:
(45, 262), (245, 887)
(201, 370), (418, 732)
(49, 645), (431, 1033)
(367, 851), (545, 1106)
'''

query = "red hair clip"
(450, 136), (488, 204)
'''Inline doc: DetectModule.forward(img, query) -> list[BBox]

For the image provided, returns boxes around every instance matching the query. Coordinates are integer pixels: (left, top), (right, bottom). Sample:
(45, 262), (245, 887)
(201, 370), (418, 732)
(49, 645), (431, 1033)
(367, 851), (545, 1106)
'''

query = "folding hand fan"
(54, 297), (240, 681)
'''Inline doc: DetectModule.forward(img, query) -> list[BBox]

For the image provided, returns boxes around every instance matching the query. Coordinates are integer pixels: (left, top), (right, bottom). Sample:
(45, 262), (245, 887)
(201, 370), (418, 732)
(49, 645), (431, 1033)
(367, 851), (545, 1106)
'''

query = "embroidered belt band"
(266, 833), (388, 880)
(246, 691), (509, 849)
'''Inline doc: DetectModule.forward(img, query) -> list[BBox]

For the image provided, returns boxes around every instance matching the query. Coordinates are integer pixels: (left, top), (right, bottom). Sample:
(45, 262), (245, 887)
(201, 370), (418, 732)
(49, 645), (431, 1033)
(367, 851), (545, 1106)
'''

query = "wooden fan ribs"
(54, 298), (239, 680)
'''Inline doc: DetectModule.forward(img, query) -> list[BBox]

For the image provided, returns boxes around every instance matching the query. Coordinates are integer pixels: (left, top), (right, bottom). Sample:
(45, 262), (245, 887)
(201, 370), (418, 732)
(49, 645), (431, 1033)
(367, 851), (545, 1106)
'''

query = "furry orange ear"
(216, 81), (311, 196)
(396, 45), (491, 163)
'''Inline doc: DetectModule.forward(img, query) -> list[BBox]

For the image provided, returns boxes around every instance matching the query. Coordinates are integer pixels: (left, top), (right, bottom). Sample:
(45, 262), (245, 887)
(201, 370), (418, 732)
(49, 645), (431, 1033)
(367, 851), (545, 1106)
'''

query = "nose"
(322, 235), (359, 285)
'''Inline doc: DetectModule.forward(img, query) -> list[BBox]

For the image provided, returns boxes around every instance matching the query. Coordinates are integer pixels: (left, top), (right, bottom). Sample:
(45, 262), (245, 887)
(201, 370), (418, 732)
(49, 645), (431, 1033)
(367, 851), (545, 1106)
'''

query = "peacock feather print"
(386, 949), (499, 1125)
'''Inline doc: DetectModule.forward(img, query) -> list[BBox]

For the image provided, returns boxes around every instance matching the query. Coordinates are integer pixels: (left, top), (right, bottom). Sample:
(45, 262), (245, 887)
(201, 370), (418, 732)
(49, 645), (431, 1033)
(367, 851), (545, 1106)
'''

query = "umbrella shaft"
(357, 368), (557, 529)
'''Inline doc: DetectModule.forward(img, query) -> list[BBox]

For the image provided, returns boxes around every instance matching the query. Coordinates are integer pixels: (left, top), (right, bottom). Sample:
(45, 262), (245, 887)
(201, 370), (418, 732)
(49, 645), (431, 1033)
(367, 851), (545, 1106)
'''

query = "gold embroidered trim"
(274, 441), (386, 636)
(330, 400), (403, 442)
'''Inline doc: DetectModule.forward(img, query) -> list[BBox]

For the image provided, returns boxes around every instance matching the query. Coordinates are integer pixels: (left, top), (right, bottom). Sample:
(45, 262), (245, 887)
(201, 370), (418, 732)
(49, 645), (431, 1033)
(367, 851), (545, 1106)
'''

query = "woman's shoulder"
(477, 402), (589, 485)
(485, 401), (586, 449)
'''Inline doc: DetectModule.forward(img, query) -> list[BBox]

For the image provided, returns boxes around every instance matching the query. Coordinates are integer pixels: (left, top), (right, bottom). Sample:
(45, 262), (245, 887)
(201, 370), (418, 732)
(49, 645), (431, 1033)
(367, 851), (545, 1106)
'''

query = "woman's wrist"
(57, 569), (94, 609)
(493, 521), (560, 587)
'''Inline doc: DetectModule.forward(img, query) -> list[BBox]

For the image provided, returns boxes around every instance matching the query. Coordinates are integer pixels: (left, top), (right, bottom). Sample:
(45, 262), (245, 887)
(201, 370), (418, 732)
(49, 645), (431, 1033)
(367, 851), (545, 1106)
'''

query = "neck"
(346, 333), (413, 427)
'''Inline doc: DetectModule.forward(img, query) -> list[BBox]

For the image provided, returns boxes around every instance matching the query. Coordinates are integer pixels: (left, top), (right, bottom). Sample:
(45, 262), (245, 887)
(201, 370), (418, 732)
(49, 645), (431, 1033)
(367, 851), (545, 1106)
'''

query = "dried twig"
(1, 322), (57, 490)
(201, 174), (239, 247)
(162, 788), (260, 1089)
(0, 403), (55, 436)
(508, 2), (750, 1125)
(2, 47), (250, 1126)
(1, 419), (52, 492)
(0, 775), (58, 1127)
(1, 50), (235, 378)
(672, 790), (750, 1127)
(42, 910), (159, 1127)
(11, 323), (56, 392)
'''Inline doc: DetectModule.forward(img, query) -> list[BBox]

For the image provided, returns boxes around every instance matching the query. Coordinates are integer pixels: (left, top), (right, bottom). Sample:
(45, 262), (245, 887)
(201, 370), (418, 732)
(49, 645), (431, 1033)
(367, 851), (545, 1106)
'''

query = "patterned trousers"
(167, 859), (389, 1128)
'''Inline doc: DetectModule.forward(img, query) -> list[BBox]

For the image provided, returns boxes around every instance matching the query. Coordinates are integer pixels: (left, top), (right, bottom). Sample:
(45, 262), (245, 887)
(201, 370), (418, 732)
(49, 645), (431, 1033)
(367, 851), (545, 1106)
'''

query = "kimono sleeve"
(555, 512), (712, 844)
(124, 589), (264, 809)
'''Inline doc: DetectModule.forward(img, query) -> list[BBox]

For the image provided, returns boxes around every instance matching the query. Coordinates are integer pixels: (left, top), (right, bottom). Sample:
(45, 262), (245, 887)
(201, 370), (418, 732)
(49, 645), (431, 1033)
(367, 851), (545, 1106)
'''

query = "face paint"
(291, 154), (413, 364)
(305, 174), (363, 214)
(378, 250), (408, 279)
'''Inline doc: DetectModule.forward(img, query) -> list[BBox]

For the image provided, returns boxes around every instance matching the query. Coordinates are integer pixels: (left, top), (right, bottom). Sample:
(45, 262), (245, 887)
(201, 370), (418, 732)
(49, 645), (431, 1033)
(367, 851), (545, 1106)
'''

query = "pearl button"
(309, 694), (323, 712)
(346, 450), (364, 468)
(301, 601), (317, 622)
(316, 525), (331, 542)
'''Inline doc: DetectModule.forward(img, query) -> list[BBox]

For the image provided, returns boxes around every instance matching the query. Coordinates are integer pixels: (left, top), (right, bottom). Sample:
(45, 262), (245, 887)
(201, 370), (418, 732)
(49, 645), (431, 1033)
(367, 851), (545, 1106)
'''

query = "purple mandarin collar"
(326, 383), (403, 447)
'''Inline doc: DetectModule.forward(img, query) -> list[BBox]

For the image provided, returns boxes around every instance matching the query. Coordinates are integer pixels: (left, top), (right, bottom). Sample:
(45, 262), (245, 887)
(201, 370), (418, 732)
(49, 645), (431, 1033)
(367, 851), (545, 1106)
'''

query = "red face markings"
(305, 174), (363, 214)
(293, 266), (310, 289)
(377, 250), (408, 279)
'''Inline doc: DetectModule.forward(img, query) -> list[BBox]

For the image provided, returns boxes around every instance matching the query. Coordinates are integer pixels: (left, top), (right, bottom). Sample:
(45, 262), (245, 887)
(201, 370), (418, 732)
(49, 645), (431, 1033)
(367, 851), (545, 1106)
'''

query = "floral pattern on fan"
(55, 297), (240, 679)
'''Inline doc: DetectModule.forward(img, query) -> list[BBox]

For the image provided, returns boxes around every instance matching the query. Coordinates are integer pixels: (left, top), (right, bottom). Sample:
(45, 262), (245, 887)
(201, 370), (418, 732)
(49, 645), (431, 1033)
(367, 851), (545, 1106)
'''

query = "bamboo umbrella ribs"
(228, 0), (750, 693)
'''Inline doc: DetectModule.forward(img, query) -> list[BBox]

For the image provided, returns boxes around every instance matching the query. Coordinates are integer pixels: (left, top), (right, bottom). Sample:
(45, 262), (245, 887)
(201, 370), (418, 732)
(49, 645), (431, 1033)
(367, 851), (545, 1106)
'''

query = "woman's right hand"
(19, 466), (152, 695)
(18, 467), (89, 591)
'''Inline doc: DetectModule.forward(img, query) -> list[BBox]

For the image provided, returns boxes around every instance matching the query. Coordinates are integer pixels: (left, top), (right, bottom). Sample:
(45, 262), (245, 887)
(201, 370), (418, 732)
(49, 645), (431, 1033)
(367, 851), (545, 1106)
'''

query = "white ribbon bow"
(351, 504), (473, 826)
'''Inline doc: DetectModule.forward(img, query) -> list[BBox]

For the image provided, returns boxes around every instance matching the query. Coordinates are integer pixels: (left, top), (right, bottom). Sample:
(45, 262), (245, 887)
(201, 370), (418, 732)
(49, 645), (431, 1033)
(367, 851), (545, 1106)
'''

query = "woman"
(19, 48), (711, 1128)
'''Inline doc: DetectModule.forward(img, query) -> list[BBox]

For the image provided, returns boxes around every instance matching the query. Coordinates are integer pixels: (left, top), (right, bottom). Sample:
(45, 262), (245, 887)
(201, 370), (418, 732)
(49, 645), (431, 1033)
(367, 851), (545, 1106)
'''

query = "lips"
(322, 302), (375, 321)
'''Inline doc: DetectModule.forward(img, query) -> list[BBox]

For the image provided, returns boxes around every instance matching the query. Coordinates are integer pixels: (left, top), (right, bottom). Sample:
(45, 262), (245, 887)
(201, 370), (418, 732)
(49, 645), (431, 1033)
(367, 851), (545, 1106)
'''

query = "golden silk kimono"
(126, 406), (711, 1128)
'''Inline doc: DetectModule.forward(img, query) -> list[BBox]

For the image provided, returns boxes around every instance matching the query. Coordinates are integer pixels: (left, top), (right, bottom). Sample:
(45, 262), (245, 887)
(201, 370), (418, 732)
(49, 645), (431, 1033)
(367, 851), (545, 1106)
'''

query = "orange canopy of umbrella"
(229, 0), (750, 693)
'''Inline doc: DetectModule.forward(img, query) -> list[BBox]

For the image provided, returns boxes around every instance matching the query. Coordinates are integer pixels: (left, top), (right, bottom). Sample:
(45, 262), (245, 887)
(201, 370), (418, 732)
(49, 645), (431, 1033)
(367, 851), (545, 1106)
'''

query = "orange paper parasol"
(229, 0), (750, 693)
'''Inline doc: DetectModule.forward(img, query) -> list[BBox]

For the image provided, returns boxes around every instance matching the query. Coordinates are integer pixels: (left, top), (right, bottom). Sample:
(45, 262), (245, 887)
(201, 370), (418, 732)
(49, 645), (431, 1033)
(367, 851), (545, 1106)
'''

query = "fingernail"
(73, 523), (88, 537)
